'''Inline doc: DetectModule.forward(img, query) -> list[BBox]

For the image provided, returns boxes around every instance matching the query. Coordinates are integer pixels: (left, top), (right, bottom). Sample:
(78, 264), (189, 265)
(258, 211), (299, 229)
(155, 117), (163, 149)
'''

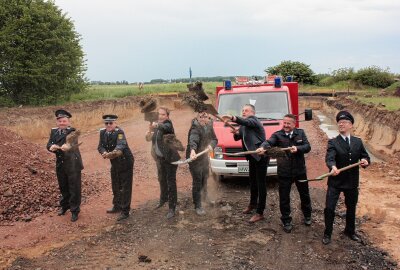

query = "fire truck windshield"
(217, 91), (289, 119)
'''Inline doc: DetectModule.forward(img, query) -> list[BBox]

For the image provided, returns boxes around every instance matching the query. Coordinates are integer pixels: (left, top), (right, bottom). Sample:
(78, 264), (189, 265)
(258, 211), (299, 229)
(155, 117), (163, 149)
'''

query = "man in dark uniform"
(186, 111), (218, 215)
(221, 104), (269, 223)
(98, 114), (134, 221)
(322, 111), (370, 245)
(145, 107), (180, 219)
(46, 109), (83, 222)
(257, 114), (312, 233)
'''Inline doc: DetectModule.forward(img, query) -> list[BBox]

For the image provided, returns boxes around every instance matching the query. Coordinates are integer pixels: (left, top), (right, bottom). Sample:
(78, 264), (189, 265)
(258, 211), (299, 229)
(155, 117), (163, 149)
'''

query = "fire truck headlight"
(213, 147), (223, 159)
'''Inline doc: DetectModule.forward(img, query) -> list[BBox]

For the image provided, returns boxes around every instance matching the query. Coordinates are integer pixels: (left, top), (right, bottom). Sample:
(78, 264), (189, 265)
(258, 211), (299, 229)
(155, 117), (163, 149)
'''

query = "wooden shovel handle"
(213, 114), (236, 131)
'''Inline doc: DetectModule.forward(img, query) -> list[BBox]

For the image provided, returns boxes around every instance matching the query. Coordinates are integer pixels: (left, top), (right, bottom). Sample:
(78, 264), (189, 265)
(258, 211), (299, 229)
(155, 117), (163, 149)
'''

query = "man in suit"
(46, 109), (83, 222)
(98, 114), (134, 221)
(145, 107), (181, 219)
(186, 111), (218, 215)
(322, 111), (370, 245)
(257, 114), (312, 233)
(221, 104), (269, 223)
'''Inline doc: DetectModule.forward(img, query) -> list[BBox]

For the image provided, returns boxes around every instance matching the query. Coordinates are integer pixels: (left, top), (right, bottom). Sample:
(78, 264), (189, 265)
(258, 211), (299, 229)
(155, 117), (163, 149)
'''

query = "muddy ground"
(1, 100), (399, 269)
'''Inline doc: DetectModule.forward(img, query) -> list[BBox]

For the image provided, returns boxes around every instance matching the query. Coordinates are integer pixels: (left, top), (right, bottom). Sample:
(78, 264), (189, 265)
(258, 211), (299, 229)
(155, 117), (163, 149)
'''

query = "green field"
(70, 82), (220, 102)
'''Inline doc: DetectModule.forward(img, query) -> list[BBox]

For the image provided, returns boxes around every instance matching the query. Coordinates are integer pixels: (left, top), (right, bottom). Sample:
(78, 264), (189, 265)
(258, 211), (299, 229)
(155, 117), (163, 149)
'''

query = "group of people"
(47, 104), (370, 245)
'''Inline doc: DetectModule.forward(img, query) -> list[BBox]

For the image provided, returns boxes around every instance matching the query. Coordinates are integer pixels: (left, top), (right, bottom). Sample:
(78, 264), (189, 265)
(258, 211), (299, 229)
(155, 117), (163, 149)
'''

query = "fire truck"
(210, 77), (312, 180)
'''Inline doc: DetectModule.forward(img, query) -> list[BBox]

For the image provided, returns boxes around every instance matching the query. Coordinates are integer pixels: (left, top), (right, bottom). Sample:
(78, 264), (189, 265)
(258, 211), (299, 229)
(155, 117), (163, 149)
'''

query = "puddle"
(315, 110), (382, 163)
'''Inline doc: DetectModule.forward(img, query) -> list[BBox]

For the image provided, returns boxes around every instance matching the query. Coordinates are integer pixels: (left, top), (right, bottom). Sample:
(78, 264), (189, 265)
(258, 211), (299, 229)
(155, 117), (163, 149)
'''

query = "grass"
(352, 96), (400, 111)
(69, 82), (220, 102)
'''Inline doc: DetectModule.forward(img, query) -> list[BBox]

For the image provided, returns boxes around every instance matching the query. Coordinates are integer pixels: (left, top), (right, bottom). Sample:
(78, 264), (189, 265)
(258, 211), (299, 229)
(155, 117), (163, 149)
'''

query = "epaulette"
(100, 128), (106, 131)
(52, 127), (58, 129)
(115, 128), (120, 131)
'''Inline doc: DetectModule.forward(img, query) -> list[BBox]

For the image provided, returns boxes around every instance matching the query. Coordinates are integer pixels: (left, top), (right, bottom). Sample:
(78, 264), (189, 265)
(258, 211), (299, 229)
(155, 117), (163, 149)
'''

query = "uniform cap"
(102, 114), (118, 122)
(55, 109), (72, 119)
(336, 110), (354, 124)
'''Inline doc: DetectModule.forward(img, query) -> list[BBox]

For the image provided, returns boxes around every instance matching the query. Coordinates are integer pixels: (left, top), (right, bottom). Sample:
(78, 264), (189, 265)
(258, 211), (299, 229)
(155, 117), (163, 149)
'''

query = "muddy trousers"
(278, 174), (312, 225)
(156, 158), (178, 210)
(189, 160), (209, 209)
(56, 164), (81, 213)
(324, 186), (359, 236)
(110, 162), (134, 215)
(248, 156), (268, 215)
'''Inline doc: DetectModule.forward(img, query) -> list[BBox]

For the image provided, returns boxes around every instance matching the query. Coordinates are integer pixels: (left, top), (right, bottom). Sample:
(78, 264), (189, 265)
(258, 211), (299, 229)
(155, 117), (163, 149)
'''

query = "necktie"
(345, 136), (349, 145)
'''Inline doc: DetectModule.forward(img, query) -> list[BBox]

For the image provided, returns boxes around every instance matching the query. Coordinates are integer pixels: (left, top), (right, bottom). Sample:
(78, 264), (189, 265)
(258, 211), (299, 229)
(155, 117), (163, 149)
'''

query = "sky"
(54, 0), (400, 83)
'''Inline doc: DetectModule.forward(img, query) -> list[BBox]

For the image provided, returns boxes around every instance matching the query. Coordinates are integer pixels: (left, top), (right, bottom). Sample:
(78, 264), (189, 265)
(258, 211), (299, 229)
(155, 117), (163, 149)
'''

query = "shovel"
(203, 104), (237, 131)
(171, 148), (210, 165)
(298, 161), (363, 182)
(219, 147), (292, 157)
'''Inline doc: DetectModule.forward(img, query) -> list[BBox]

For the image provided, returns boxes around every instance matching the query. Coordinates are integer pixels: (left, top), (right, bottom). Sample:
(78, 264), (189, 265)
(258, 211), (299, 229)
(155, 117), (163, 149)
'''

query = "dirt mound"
(0, 127), (101, 223)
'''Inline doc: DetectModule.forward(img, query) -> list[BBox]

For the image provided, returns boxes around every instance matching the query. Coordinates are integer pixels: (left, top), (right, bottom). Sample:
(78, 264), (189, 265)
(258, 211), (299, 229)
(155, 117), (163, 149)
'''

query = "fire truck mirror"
(305, 109), (313, 121)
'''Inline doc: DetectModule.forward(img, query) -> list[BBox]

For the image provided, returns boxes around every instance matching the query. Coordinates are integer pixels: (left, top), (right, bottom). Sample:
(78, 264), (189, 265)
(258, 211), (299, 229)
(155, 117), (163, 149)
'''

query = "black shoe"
(117, 212), (129, 221)
(283, 223), (293, 233)
(71, 212), (79, 222)
(304, 216), (312, 226)
(106, 206), (120, 214)
(322, 234), (331, 245)
(344, 232), (360, 242)
(57, 207), (69, 216)
(166, 209), (175, 219)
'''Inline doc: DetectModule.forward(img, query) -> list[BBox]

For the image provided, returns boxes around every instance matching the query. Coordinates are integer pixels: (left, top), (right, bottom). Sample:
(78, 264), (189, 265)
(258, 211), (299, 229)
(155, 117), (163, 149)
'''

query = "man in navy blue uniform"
(322, 111), (370, 245)
(222, 104), (269, 223)
(98, 114), (134, 221)
(257, 114), (312, 233)
(46, 109), (83, 222)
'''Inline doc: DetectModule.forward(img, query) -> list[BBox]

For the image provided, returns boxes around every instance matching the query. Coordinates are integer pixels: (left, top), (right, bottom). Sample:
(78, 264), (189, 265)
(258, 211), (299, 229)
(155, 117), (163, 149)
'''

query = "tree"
(265, 61), (314, 84)
(0, 0), (87, 105)
(353, 66), (394, 88)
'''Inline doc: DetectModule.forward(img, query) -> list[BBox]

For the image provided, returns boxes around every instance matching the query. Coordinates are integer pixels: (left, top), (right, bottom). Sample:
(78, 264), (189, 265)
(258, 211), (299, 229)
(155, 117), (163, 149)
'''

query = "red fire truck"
(210, 77), (312, 180)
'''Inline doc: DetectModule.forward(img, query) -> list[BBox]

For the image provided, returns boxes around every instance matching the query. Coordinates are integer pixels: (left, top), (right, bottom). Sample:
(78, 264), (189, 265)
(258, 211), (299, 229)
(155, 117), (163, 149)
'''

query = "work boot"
(166, 209), (175, 219)
(304, 216), (312, 226)
(283, 222), (293, 233)
(57, 207), (69, 216)
(322, 234), (331, 245)
(106, 206), (120, 214)
(117, 212), (129, 221)
(71, 212), (79, 222)
(195, 207), (206, 216)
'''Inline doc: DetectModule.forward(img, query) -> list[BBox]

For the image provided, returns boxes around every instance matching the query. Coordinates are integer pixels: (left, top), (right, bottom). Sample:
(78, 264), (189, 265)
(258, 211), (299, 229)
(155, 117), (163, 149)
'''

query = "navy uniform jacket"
(185, 119), (218, 162)
(233, 115), (266, 161)
(98, 127), (133, 171)
(150, 119), (180, 163)
(261, 128), (311, 178)
(46, 127), (84, 173)
(325, 135), (370, 189)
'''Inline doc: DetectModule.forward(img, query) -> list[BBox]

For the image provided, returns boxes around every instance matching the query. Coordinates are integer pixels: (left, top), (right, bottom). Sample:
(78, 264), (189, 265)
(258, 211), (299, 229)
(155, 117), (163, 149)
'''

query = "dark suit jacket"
(325, 135), (370, 189)
(185, 119), (218, 163)
(261, 128), (311, 178)
(233, 115), (266, 161)
(150, 119), (180, 163)
(46, 127), (84, 173)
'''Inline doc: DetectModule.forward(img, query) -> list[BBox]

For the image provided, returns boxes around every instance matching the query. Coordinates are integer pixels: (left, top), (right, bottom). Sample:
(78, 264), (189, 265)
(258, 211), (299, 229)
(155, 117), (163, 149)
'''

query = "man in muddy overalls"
(145, 107), (181, 219)
(186, 111), (218, 215)
(322, 111), (370, 245)
(98, 114), (134, 221)
(257, 114), (312, 233)
(47, 109), (83, 222)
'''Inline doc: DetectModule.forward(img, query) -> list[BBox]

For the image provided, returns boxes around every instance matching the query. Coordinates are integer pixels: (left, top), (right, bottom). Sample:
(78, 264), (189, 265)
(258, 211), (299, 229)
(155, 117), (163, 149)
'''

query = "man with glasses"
(322, 111), (370, 245)
(98, 114), (134, 221)
(47, 109), (83, 222)
(221, 104), (268, 223)
(256, 114), (312, 233)
(186, 111), (218, 215)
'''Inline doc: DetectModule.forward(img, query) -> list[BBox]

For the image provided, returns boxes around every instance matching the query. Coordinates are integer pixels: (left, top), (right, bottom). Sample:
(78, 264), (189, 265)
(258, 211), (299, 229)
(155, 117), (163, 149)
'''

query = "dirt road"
(1, 104), (399, 269)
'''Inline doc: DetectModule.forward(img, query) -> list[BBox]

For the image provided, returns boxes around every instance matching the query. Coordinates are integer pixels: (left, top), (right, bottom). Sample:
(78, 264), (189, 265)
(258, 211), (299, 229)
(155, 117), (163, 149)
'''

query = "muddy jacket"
(185, 119), (218, 162)
(46, 127), (84, 173)
(149, 119), (180, 163)
(261, 128), (310, 178)
(233, 115), (266, 161)
(98, 127), (134, 171)
(325, 135), (370, 189)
